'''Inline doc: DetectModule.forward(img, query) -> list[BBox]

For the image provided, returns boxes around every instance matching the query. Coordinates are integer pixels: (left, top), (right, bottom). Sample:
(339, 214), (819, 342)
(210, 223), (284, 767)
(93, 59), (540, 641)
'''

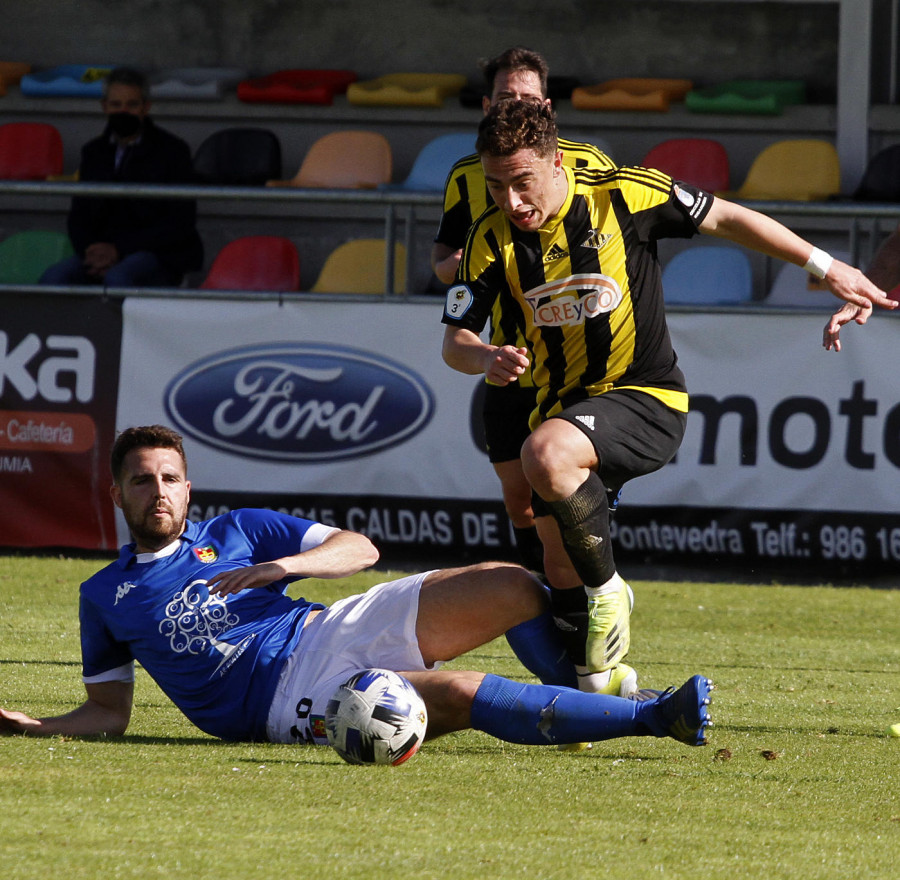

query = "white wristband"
(803, 247), (833, 280)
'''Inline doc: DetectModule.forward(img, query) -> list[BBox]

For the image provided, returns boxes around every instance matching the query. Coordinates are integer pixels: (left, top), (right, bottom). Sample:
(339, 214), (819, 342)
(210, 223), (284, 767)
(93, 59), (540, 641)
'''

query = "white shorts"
(265, 570), (440, 745)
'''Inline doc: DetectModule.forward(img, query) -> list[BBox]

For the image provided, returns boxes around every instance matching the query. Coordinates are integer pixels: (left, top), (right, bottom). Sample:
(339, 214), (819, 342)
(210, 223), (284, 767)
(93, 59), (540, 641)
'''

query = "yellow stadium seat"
(311, 239), (407, 294)
(732, 139), (841, 201)
(347, 73), (466, 107)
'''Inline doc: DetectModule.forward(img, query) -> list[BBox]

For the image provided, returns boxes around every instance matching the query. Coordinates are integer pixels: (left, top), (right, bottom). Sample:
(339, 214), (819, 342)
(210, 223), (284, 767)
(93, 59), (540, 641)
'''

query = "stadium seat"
(193, 127), (282, 185)
(384, 132), (475, 192)
(661, 246), (753, 305)
(731, 139), (841, 201)
(347, 73), (466, 107)
(0, 230), (74, 284)
(268, 130), (392, 189)
(0, 122), (64, 180)
(149, 67), (245, 100)
(19, 64), (113, 97)
(0, 62), (32, 96)
(571, 78), (693, 112)
(311, 239), (407, 294)
(685, 79), (806, 116)
(200, 236), (300, 292)
(763, 250), (850, 308)
(237, 69), (357, 105)
(640, 138), (730, 192)
(852, 144), (900, 202)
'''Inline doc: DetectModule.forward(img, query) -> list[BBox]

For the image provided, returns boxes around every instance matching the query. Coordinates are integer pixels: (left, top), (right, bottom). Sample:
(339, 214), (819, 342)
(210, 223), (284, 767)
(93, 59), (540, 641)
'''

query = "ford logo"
(164, 343), (434, 462)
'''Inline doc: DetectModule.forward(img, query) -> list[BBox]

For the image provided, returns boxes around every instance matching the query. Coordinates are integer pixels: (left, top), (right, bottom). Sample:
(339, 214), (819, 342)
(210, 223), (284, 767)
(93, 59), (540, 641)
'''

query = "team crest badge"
(582, 230), (613, 250)
(193, 545), (219, 563)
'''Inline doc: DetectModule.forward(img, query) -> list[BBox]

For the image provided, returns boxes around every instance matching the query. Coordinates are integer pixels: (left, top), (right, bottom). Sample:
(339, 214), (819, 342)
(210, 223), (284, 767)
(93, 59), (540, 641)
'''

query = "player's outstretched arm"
(0, 681), (133, 738)
(700, 198), (898, 312)
(207, 529), (380, 596)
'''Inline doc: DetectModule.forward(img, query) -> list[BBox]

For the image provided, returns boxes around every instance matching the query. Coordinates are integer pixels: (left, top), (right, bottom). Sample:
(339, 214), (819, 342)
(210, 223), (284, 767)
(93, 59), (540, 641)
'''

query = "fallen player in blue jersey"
(0, 424), (712, 750)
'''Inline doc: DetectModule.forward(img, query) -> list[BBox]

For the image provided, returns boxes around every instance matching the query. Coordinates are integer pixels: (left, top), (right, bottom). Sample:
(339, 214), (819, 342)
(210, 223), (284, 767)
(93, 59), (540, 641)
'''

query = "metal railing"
(0, 180), (444, 296)
(4, 179), (900, 297)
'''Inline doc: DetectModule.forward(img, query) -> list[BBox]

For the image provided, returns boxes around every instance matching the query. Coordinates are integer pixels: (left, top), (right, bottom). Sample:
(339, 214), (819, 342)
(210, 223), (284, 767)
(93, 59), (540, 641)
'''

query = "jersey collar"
(116, 519), (201, 568)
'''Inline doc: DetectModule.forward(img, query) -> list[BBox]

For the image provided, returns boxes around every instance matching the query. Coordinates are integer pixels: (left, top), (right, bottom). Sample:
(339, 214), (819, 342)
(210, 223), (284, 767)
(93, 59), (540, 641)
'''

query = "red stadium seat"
(200, 236), (300, 292)
(641, 138), (730, 193)
(237, 69), (357, 105)
(0, 122), (64, 180)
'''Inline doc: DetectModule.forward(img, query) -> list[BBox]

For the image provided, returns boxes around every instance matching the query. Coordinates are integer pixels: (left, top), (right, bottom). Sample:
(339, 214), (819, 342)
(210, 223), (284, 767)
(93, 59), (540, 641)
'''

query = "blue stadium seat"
(661, 245), (753, 305)
(384, 132), (476, 192)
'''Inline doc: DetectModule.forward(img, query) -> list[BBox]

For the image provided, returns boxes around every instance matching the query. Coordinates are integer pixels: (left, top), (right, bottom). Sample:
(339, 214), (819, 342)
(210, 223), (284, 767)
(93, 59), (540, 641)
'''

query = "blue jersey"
(79, 508), (329, 741)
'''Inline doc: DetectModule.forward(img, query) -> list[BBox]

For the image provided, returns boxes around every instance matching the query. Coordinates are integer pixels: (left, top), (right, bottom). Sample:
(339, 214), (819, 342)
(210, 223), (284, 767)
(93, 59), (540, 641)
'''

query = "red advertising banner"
(0, 292), (122, 550)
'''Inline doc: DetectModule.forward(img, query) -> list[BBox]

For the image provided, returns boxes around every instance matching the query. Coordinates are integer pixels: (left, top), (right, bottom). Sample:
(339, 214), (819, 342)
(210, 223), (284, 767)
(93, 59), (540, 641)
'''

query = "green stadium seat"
(0, 229), (74, 284)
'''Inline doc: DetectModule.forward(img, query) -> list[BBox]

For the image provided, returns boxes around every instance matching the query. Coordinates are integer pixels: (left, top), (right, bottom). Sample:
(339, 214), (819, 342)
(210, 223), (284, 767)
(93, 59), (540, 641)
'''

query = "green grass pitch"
(1, 555), (898, 879)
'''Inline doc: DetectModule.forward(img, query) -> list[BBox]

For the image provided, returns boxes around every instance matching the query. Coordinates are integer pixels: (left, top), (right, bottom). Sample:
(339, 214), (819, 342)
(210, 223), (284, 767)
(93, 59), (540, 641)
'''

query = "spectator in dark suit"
(41, 67), (203, 287)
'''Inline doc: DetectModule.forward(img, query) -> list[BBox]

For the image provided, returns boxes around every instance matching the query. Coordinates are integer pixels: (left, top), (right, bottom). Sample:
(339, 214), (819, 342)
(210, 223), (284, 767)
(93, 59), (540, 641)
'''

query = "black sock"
(548, 585), (588, 667)
(544, 472), (615, 588)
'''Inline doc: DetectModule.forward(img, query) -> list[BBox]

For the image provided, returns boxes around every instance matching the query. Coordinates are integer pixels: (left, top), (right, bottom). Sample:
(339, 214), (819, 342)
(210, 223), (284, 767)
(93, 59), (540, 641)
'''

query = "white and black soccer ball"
(325, 668), (428, 766)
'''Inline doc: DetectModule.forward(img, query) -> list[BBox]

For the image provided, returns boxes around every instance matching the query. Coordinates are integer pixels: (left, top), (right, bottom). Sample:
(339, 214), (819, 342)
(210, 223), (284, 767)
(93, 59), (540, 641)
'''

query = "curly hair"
(110, 425), (186, 483)
(476, 100), (558, 160)
(480, 46), (549, 99)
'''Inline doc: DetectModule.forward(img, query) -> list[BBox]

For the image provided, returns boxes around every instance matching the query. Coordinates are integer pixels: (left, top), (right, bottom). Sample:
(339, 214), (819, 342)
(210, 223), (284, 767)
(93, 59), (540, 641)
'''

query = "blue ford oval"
(164, 343), (434, 462)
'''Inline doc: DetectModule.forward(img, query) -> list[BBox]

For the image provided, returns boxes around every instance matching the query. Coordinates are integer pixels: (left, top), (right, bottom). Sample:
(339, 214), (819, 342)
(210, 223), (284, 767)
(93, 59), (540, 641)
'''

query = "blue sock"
(505, 610), (578, 689)
(471, 674), (645, 745)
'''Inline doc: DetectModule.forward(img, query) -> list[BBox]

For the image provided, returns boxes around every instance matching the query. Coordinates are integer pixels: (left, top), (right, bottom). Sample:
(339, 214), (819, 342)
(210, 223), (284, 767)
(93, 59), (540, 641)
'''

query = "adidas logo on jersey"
(575, 414), (596, 431)
(543, 243), (569, 263)
(582, 230), (613, 250)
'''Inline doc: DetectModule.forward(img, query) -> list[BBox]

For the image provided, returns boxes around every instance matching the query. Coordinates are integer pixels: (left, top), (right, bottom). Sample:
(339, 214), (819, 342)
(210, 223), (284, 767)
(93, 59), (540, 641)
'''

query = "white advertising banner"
(117, 297), (900, 573)
(117, 297), (507, 559)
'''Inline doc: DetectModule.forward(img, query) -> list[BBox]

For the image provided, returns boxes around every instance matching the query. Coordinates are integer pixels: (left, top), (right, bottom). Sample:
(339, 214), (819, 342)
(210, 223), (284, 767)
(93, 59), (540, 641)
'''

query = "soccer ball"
(325, 669), (428, 766)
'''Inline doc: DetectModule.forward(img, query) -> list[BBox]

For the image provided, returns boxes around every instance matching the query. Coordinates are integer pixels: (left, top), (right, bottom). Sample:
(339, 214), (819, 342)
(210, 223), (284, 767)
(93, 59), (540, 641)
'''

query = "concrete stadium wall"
(2, 1), (851, 99)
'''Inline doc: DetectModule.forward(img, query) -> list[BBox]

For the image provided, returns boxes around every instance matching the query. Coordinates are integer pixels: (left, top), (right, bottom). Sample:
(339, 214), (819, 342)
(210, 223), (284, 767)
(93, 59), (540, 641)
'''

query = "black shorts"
(552, 388), (687, 489)
(482, 382), (538, 463)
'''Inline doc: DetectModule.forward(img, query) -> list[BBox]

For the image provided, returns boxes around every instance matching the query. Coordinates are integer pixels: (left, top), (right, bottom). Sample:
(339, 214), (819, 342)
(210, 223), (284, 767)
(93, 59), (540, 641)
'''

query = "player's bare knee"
(488, 562), (547, 620)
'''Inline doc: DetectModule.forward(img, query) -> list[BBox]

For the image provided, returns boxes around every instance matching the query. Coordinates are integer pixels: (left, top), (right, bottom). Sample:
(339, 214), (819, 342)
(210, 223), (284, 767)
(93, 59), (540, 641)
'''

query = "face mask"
(108, 112), (142, 139)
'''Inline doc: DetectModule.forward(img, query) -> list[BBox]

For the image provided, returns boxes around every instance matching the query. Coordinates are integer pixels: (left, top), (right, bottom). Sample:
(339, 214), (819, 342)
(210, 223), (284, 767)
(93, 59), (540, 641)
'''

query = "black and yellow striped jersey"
(442, 165), (713, 429)
(436, 138), (615, 389)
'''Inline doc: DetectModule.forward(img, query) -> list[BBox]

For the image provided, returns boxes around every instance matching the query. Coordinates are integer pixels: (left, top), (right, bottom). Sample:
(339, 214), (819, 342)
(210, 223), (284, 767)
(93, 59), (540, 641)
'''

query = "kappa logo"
(581, 230), (613, 251)
(114, 581), (138, 606)
(543, 243), (569, 263)
(575, 414), (596, 431)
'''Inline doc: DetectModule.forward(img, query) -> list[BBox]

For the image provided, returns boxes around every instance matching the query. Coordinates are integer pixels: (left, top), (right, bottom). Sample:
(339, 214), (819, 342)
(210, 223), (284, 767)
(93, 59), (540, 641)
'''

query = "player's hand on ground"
(0, 707), (41, 734)
(825, 260), (897, 311)
(823, 301), (872, 351)
(484, 345), (530, 386)
(207, 562), (285, 596)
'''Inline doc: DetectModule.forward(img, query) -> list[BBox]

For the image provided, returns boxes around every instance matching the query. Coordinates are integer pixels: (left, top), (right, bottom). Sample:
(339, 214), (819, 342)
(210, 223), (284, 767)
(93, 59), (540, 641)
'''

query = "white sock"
(584, 571), (625, 598)
(575, 666), (612, 693)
